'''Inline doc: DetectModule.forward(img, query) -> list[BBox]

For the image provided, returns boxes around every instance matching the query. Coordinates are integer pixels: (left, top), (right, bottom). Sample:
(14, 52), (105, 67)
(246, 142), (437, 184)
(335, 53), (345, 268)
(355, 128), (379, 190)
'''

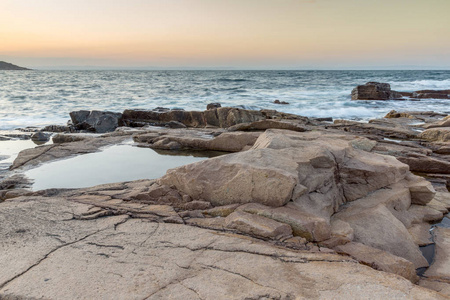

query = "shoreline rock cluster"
(1, 99), (450, 298)
(352, 82), (450, 100)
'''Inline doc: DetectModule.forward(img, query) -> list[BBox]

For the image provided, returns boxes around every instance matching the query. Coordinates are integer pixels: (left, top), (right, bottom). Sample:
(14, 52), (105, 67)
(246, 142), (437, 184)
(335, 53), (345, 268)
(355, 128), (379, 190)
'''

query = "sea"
(1, 70), (450, 130)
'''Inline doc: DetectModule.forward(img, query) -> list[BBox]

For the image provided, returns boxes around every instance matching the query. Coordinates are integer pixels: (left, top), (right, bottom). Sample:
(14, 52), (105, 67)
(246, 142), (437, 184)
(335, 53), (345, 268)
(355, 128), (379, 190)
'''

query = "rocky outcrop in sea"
(352, 81), (450, 100)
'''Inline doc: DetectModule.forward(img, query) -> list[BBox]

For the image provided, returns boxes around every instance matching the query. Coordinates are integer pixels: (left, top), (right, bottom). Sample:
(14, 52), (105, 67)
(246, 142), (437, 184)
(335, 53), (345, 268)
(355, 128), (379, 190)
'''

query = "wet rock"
(122, 107), (266, 128)
(206, 103), (221, 110)
(412, 89), (450, 99)
(334, 242), (418, 283)
(30, 131), (51, 142)
(52, 133), (91, 143)
(313, 117), (333, 122)
(273, 100), (289, 105)
(70, 110), (123, 133)
(351, 82), (403, 100)
(224, 210), (293, 240)
(41, 124), (77, 133)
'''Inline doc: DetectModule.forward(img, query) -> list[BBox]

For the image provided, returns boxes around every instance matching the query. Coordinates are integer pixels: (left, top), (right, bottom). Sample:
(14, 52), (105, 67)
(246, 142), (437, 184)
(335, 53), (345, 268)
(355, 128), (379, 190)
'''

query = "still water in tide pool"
(24, 144), (222, 190)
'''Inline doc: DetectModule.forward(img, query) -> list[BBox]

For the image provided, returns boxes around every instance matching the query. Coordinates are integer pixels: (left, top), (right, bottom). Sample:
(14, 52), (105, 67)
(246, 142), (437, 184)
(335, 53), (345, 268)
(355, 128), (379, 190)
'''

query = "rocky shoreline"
(1, 99), (450, 298)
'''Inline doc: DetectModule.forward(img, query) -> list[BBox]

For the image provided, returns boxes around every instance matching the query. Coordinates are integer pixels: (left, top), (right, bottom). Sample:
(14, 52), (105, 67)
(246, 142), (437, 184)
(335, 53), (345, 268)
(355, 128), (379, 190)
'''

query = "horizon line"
(15, 67), (450, 71)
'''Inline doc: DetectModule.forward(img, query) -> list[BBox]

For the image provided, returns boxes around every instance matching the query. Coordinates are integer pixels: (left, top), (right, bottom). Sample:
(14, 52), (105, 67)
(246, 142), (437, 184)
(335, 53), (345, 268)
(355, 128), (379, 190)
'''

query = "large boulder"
(160, 130), (410, 216)
(70, 110), (123, 133)
(351, 82), (403, 100)
(159, 147), (298, 207)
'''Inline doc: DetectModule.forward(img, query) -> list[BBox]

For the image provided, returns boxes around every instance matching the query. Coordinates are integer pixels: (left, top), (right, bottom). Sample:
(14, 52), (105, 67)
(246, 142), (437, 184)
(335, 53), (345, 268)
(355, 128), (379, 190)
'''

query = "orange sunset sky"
(1, 0), (449, 69)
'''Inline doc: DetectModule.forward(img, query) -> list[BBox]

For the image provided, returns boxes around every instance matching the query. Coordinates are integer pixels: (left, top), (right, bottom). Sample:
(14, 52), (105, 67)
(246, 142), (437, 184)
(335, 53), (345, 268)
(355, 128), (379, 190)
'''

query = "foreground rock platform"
(2, 106), (450, 298)
(0, 196), (446, 300)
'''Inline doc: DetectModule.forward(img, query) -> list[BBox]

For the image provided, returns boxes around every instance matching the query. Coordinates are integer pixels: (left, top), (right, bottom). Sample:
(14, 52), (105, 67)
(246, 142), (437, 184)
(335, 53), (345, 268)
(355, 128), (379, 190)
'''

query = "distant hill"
(0, 61), (31, 70)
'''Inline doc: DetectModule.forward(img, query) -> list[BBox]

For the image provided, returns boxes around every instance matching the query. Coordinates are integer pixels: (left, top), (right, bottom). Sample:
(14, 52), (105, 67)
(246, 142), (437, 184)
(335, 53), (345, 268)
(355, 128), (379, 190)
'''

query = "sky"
(1, 0), (449, 69)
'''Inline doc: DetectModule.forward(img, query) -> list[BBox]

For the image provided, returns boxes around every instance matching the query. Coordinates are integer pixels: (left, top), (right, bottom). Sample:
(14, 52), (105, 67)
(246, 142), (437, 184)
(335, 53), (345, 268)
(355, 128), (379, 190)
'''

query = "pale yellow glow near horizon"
(1, 0), (449, 68)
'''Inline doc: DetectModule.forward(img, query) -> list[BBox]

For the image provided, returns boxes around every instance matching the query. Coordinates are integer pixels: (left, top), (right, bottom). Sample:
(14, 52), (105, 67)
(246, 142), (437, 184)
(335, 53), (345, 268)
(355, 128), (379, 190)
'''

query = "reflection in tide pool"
(25, 144), (221, 190)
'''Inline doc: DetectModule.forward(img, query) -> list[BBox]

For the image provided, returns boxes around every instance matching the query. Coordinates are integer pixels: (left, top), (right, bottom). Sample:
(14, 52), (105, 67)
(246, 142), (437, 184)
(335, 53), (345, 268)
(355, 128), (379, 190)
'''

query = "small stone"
(273, 100), (289, 105)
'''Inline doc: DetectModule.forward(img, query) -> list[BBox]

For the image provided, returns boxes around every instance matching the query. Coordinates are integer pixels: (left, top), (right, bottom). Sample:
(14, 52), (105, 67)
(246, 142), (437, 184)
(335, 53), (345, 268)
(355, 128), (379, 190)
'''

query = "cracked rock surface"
(0, 196), (447, 300)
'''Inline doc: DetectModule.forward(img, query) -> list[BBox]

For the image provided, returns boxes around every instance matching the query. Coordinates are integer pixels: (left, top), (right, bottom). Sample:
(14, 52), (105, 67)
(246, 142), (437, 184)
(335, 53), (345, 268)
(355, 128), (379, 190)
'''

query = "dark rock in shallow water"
(314, 117), (333, 122)
(351, 82), (403, 100)
(69, 110), (123, 133)
(352, 82), (402, 100)
(274, 100), (290, 105)
(206, 103), (221, 110)
(122, 107), (267, 128)
(352, 83), (450, 101)
(412, 90), (450, 99)
(31, 131), (51, 142)
(41, 124), (77, 133)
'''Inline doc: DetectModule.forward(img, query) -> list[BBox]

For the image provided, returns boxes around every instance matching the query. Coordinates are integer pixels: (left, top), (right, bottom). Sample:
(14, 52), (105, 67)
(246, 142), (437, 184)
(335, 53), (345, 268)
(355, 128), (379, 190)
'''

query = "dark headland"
(0, 61), (31, 70)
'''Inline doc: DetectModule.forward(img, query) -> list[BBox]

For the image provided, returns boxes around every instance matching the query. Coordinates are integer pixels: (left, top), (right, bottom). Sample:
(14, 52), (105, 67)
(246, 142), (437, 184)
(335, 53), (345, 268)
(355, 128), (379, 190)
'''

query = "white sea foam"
(1, 70), (449, 129)
(391, 79), (450, 91)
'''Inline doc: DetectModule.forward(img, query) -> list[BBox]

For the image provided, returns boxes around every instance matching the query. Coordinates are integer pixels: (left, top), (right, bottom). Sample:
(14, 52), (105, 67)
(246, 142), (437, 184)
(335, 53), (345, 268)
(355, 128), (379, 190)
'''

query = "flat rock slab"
(0, 197), (446, 299)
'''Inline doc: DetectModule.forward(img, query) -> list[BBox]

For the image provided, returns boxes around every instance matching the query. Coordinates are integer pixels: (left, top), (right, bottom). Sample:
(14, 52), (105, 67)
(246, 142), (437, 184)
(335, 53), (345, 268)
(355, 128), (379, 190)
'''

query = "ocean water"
(1, 70), (450, 130)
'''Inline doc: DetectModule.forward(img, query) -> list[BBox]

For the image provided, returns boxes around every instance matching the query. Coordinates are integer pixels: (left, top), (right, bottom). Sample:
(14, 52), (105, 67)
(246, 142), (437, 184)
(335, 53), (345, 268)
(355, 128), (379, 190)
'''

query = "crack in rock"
(0, 217), (130, 291)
